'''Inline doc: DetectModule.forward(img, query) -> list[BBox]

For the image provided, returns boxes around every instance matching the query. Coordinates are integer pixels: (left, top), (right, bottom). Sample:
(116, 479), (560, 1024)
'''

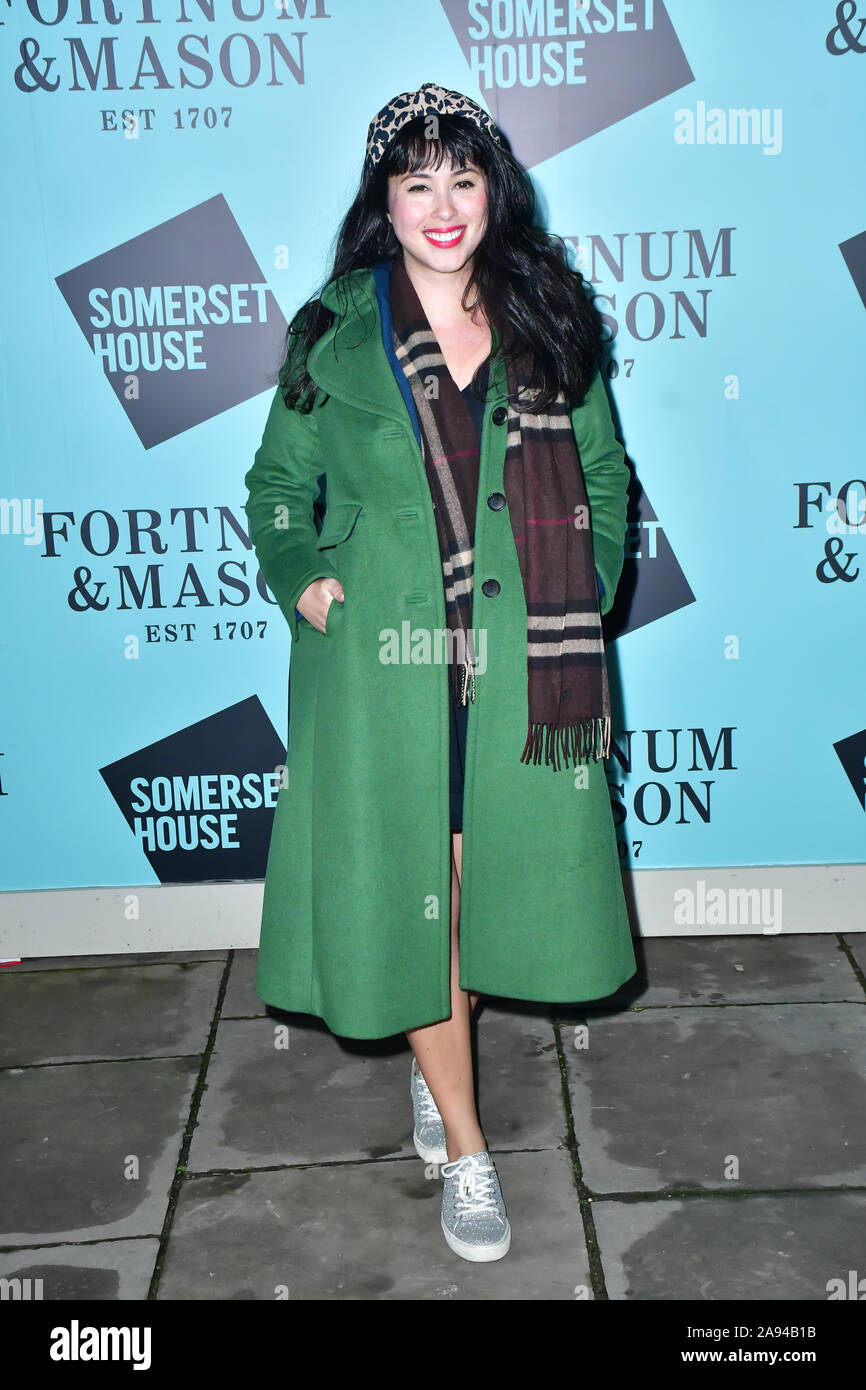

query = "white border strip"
(1, 865), (863, 958)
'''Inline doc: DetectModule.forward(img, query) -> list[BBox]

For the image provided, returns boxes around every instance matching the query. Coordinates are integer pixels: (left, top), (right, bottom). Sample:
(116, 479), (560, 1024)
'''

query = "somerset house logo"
(439, 0), (693, 167)
(55, 194), (287, 449)
(99, 696), (287, 884)
(607, 468), (694, 639)
(834, 728), (866, 812)
(840, 227), (866, 311)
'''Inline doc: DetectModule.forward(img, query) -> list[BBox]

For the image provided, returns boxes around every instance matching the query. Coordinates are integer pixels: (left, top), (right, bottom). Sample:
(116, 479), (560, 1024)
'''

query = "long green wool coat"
(244, 265), (637, 1039)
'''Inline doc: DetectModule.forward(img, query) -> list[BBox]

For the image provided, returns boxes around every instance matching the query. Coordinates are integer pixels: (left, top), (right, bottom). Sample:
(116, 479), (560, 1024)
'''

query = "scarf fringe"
(520, 715), (612, 769)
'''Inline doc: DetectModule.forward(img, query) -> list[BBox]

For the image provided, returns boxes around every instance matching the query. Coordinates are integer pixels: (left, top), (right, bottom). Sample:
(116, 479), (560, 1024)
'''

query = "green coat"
(244, 265), (636, 1039)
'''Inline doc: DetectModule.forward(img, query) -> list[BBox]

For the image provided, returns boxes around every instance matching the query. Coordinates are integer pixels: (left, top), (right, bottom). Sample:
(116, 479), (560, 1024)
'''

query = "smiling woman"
(385, 159), (492, 390)
(244, 81), (635, 1265)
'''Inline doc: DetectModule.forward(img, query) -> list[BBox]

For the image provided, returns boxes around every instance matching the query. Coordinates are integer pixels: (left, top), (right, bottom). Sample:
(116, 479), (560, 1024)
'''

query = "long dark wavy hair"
(278, 110), (606, 415)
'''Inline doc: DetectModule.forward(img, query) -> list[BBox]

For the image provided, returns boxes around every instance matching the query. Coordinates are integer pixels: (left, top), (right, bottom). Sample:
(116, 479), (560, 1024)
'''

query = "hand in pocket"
(296, 576), (345, 634)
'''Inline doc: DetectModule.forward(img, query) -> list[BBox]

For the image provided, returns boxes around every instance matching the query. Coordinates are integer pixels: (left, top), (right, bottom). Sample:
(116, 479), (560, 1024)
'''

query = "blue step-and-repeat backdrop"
(1, 2), (864, 914)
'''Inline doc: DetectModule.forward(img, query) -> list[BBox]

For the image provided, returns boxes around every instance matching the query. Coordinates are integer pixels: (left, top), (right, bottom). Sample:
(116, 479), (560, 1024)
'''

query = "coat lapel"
(306, 265), (509, 425)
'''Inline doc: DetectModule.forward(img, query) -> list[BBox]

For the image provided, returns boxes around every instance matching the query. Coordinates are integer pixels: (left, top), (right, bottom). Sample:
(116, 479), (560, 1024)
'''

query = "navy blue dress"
(449, 364), (488, 833)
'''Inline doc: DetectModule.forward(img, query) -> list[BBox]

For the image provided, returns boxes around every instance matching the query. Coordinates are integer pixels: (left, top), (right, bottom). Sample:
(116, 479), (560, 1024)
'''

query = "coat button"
(491, 406), (508, 426)
(487, 491), (506, 511)
(481, 578), (501, 597)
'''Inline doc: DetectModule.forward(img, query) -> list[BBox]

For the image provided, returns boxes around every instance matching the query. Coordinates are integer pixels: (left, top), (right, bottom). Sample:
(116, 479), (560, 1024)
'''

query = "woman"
(243, 82), (637, 1264)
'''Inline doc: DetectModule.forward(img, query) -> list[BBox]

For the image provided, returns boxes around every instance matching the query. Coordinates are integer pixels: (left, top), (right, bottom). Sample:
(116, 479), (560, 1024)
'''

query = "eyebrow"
(399, 165), (477, 181)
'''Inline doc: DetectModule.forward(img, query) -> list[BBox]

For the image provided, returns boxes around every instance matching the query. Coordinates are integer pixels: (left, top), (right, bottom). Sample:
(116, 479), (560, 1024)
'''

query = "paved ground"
(2, 932), (865, 1300)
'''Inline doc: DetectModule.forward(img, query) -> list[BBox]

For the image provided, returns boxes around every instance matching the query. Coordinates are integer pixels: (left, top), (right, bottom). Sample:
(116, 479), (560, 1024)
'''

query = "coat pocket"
(315, 503), (361, 637)
(322, 590), (344, 637)
(315, 502), (363, 549)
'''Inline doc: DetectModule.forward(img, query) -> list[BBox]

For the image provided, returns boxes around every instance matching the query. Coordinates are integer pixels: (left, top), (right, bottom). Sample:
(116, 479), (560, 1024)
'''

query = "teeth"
(425, 229), (463, 243)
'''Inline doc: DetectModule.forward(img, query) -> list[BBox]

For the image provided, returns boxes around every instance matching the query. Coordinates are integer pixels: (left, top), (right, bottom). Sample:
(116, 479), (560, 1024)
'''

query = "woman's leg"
(406, 829), (484, 1161)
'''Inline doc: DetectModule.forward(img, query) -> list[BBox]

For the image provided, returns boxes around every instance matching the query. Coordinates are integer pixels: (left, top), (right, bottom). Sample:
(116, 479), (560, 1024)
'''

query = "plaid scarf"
(389, 254), (611, 769)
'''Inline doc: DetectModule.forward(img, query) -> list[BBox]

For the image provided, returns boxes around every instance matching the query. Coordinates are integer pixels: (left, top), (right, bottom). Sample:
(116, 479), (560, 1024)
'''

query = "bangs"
(379, 115), (491, 177)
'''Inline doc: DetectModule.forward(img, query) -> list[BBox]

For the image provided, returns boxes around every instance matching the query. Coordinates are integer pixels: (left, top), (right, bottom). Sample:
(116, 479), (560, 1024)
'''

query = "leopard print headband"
(365, 81), (503, 167)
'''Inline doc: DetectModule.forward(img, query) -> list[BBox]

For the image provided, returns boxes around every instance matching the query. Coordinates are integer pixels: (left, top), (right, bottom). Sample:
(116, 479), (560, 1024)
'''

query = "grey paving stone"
(0, 961), (225, 1066)
(593, 1192), (866, 1301)
(4, 951), (227, 972)
(564, 1004), (866, 1193)
(221, 950), (267, 1018)
(1, 1057), (199, 1244)
(0, 1240), (159, 1300)
(842, 933), (866, 983)
(186, 1004), (564, 1172)
(473, 1001), (566, 1151)
(556, 933), (864, 1012)
(156, 1149), (589, 1299)
(186, 1017), (415, 1170)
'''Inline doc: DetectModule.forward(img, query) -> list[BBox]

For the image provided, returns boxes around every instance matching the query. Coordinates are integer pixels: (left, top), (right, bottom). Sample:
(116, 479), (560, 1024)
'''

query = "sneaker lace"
(415, 1081), (440, 1125)
(413, 1066), (441, 1125)
(442, 1155), (499, 1219)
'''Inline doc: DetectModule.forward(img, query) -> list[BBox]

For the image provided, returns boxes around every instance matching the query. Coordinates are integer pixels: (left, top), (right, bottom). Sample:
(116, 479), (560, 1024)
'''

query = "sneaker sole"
(441, 1219), (511, 1262)
(413, 1131), (449, 1166)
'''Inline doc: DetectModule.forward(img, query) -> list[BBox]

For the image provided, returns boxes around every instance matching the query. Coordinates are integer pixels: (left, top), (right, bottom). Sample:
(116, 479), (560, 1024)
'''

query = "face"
(386, 157), (488, 276)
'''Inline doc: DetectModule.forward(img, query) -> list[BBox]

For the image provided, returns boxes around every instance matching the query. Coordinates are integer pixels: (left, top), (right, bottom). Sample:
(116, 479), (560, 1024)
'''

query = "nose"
(432, 185), (458, 219)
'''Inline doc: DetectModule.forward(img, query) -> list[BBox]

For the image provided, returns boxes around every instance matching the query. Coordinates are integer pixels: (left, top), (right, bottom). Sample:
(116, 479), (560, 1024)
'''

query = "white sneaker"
(440, 1150), (511, 1262)
(410, 1056), (448, 1165)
